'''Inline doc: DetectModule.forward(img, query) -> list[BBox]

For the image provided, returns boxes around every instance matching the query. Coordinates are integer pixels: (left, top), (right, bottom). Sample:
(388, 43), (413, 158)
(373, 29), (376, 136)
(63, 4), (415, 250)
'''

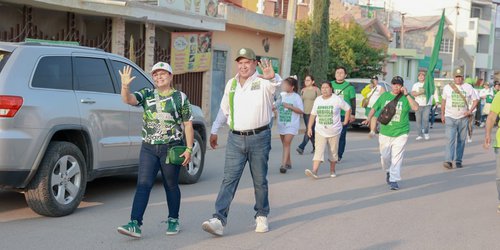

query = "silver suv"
(0, 42), (207, 217)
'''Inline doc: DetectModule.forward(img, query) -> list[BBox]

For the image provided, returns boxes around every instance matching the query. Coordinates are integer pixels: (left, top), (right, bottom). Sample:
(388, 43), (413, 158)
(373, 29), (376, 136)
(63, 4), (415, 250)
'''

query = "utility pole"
(451, 2), (459, 75)
(281, 0), (298, 77)
(401, 12), (406, 49)
(386, 0), (391, 29)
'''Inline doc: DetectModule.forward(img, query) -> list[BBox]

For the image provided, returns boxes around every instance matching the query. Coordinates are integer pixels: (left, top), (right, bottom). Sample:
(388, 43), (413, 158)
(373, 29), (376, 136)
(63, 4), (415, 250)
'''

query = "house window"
(469, 20), (476, 30)
(471, 6), (482, 18)
(440, 38), (453, 53)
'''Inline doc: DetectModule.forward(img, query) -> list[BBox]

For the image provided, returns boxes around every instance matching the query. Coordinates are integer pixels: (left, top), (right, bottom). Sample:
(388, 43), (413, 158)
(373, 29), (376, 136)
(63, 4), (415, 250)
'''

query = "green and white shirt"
(134, 88), (193, 144)
(372, 92), (411, 137)
(331, 81), (355, 116)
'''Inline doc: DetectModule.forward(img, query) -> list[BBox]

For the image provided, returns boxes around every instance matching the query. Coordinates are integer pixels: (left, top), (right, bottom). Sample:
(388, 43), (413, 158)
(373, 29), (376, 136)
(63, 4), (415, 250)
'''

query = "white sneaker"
(330, 172), (337, 178)
(255, 216), (269, 233)
(202, 218), (224, 236)
(424, 134), (430, 140)
(305, 169), (318, 179)
(416, 136), (423, 141)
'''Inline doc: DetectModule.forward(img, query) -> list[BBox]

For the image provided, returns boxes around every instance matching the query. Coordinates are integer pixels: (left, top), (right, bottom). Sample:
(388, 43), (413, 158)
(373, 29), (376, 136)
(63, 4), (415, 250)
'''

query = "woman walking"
(117, 62), (194, 238)
(277, 77), (304, 173)
(296, 75), (321, 154)
(305, 82), (351, 179)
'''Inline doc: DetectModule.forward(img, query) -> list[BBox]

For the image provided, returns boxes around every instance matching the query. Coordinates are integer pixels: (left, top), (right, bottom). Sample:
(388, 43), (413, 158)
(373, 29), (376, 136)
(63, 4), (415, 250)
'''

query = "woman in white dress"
(277, 77), (304, 173)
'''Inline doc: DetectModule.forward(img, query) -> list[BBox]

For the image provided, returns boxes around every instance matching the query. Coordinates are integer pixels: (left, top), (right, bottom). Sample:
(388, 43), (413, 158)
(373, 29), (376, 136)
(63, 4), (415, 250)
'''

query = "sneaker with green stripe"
(166, 218), (180, 235)
(117, 220), (141, 238)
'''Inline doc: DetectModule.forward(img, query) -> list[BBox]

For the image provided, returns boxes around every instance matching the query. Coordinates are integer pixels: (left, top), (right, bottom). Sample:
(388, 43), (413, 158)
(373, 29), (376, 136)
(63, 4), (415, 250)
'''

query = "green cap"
(235, 48), (256, 61)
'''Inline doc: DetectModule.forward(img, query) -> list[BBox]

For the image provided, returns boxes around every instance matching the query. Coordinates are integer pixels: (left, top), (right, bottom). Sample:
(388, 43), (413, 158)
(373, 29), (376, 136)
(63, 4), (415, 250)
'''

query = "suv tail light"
(0, 96), (23, 118)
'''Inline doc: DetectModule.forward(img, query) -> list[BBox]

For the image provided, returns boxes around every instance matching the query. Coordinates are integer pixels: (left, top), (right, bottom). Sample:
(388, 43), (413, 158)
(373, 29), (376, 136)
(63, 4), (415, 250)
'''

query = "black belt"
(231, 125), (269, 136)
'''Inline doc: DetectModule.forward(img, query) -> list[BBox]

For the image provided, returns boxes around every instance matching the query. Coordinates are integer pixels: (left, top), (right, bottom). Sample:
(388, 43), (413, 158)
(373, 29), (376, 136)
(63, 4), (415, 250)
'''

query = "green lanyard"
(229, 78), (237, 130)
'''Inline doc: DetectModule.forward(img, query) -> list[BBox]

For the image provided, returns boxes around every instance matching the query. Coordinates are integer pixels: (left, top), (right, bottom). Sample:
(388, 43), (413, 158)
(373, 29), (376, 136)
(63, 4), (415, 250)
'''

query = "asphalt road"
(1, 122), (499, 250)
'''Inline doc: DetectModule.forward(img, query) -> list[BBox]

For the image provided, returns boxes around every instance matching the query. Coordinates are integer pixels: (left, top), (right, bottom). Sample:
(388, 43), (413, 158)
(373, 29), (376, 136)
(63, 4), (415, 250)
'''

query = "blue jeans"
(416, 105), (431, 136)
(444, 117), (468, 163)
(298, 114), (315, 150)
(338, 116), (348, 160)
(131, 142), (181, 225)
(429, 105), (437, 126)
(213, 129), (271, 226)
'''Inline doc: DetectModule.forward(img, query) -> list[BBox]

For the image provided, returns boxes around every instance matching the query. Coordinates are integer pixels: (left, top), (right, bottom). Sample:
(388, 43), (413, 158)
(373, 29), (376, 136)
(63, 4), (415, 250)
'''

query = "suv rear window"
(350, 82), (369, 93)
(0, 51), (10, 73)
(74, 57), (115, 94)
(32, 56), (73, 90)
(110, 60), (153, 92)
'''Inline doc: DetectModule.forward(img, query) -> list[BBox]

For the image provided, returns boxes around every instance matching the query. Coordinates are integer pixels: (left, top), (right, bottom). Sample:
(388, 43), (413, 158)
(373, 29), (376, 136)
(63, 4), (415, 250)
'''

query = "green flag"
(424, 10), (445, 103)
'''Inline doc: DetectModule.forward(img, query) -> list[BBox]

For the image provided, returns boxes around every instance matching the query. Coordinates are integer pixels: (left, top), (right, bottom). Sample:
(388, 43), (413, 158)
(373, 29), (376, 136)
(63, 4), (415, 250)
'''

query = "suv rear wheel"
(25, 141), (87, 217)
(179, 131), (205, 184)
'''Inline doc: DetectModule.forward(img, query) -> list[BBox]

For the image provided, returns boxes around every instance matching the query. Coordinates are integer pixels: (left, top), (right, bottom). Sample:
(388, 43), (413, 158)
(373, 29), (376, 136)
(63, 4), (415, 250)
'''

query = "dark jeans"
(298, 114), (315, 150)
(213, 129), (271, 226)
(338, 116), (348, 160)
(429, 105), (437, 126)
(131, 142), (181, 226)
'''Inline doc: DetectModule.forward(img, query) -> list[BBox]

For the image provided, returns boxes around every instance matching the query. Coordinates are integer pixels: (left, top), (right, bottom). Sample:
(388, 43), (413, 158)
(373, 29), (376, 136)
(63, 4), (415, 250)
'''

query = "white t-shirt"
(442, 83), (479, 119)
(277, 92), (304, 135)
(367, 85), (384, 108)
(479, 88), (494, 105)
(411, 82), (432, 106)
(311, 95), (351, 137)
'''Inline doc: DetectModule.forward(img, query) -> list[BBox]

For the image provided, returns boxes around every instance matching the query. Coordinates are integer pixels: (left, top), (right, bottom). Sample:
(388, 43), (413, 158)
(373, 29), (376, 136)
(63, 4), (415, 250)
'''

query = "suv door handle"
(80, 98), (96, 104)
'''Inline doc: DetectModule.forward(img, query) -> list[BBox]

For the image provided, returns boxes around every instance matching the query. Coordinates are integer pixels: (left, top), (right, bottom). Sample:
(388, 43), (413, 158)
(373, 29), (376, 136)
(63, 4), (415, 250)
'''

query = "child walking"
(277, 77), (304, 173)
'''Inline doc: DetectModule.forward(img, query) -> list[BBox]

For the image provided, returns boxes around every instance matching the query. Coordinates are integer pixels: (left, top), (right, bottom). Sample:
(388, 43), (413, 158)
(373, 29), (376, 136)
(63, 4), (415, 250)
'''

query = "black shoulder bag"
(377, 93), (403, 125)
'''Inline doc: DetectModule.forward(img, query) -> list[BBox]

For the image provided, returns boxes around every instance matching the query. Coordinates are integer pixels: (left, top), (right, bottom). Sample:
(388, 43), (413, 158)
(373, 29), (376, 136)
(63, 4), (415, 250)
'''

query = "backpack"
(377, 93), (403, 125)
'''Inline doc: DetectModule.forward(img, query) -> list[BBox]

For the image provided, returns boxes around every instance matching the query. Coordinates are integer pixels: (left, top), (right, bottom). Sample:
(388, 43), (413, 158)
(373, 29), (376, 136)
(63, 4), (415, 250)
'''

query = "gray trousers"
(495, 148), (500, 201)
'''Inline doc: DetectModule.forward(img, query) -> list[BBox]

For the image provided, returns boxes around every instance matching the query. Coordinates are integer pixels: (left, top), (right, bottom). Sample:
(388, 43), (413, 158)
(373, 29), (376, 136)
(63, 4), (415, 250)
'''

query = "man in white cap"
(202, 48), (280, 236)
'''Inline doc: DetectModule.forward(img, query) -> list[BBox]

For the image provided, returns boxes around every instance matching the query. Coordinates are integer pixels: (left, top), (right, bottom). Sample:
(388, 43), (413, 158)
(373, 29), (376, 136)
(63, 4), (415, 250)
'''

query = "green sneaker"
(117, 220), (141, 238)
(166, 218), (180, 235)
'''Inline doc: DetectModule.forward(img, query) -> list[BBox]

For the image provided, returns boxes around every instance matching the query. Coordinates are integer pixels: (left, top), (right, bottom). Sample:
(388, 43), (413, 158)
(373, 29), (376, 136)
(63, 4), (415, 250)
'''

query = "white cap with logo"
(151, 62), (173, 74)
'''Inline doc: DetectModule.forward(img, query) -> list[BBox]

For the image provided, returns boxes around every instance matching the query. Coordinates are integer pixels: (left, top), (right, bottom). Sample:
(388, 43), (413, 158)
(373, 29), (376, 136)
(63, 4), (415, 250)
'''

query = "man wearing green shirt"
(483, 92), (500, 214)
(363, 76), (419, 190)
(331, 66), (356, 162)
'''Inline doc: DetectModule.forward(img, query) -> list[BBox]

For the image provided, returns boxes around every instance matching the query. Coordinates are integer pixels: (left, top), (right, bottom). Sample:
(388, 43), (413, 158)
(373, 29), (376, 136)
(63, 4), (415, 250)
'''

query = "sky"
(348, 0), (471, 17)
(346, 0), (500, 27)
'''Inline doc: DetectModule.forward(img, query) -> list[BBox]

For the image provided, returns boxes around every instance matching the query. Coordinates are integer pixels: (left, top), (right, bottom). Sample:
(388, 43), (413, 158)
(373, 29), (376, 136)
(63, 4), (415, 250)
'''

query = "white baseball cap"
(151, 62), (173, 74)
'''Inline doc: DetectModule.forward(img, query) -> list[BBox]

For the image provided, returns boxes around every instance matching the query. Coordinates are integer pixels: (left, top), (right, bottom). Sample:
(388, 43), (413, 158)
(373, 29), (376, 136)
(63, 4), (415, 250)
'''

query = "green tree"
(292, 19), (385, 81)
(309, 0), (330, 83)
(328, 20), (385, 79)
(291, 20), (312, 84)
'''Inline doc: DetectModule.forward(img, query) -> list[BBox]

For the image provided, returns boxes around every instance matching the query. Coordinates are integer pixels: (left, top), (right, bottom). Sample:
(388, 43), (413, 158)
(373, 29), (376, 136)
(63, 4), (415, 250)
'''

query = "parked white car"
(345, 78), (390, 127)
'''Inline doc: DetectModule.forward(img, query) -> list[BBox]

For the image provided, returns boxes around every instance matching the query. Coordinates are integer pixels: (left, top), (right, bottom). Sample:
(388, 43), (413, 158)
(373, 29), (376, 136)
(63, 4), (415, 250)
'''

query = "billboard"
(170, 32), (212, 74)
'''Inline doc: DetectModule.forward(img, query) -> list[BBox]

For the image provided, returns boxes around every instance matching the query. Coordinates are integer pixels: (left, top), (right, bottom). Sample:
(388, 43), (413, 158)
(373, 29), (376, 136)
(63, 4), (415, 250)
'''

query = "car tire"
(179, 131), (205, 184)
(24, 141), (87, 217)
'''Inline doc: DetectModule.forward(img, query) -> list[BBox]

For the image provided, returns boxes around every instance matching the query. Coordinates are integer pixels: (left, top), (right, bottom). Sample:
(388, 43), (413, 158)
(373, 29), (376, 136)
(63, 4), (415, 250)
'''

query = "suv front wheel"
(25, 141), (87, 217)
(179, 131), (205, 184)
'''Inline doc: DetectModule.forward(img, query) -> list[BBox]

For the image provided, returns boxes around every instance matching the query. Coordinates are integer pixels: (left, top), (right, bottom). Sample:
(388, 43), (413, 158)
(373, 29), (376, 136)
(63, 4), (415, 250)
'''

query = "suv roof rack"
(20, 42), (105, 52)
